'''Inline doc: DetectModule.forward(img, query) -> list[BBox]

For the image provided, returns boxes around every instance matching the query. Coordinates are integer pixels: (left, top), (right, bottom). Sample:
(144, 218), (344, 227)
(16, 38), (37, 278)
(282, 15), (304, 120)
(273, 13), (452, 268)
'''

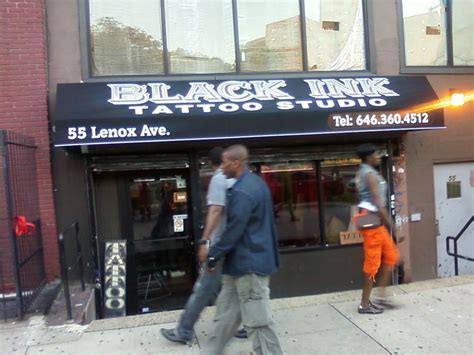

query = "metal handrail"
(58, 221), (85, 320)
(446, 216), (474, 276)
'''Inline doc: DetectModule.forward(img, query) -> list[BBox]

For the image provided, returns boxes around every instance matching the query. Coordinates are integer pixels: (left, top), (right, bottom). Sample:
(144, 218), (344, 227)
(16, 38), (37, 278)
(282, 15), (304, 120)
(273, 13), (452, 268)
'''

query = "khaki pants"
(206, 273), (283, 355)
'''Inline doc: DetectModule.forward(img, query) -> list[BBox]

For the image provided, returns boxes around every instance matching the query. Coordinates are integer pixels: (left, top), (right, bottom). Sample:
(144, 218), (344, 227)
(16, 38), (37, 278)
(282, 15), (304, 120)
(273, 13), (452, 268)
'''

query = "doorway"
(93, 169), (196, 315)
(434, 162), (474, 277)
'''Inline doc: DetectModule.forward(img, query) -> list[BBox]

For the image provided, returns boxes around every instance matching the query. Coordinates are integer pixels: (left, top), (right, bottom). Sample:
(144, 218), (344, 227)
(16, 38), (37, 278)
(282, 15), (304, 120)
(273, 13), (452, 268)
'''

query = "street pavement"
(1, 275), (473, 354)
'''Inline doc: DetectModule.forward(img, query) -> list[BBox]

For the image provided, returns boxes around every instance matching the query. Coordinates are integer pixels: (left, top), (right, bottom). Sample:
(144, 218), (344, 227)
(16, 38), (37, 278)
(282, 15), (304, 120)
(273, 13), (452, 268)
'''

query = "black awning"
(53, 76), (444, 147)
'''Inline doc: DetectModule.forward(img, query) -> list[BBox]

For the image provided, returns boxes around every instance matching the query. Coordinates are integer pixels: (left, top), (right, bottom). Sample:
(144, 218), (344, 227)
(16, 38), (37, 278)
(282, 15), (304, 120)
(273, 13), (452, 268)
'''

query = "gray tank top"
(356, 163), (387, 209)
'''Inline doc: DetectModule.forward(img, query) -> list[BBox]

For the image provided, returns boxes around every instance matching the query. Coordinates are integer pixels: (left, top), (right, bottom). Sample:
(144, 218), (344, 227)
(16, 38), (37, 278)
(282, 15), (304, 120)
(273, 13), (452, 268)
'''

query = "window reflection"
(166, 0), (236, 73)
(237, 0), (303, 72)
(261, 162), (320, 247)
(452, 1), (474, 66)
(305, 0), (366, 71)
(199, 162), (258, 222)
(129, 175), (192, 312)
(402, 0), (447, 66)
(89, 0), (164, 75)
(130, 178), (188, 240)
(321, 160), (359, 245)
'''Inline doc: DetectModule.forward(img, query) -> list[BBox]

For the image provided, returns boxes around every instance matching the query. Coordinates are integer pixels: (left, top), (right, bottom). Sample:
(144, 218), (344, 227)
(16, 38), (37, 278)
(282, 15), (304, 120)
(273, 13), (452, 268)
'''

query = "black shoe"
(160, 328), (191, 345)
(234, 328), (248, 338)
(358, 303), (384, 314)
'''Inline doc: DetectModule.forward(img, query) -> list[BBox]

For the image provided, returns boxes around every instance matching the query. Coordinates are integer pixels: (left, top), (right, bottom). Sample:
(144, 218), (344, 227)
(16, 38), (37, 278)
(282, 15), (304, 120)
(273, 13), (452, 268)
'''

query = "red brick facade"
(0, 0), (58, 282)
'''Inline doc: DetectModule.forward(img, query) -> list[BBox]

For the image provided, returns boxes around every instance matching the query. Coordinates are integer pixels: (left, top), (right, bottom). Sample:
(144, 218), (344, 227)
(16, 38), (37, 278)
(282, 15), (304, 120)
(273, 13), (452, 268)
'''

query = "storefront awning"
(53, 76), (444, 147)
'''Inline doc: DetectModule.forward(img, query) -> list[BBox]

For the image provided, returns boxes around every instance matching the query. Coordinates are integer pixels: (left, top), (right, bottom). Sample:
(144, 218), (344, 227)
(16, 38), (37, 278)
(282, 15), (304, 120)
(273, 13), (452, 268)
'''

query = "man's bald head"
(221, 145), (249, 178)
(224, 145), (248, 162)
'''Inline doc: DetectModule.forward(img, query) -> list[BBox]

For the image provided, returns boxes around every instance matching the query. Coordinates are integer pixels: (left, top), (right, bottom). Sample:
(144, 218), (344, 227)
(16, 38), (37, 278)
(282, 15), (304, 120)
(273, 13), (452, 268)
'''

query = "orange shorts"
(361, 226), (399, 280)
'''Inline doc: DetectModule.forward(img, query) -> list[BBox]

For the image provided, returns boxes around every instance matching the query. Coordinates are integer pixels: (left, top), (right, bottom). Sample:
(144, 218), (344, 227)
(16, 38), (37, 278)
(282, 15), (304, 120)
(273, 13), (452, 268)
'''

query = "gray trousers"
(207, 273), (283, 355)
(176, 261), (223, 341)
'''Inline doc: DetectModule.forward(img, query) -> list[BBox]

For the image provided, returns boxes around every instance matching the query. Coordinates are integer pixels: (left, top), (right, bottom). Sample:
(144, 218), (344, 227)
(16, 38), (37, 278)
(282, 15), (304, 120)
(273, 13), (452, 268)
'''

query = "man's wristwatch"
(207, 256), (217, 269)
(198, 239), (210, 247)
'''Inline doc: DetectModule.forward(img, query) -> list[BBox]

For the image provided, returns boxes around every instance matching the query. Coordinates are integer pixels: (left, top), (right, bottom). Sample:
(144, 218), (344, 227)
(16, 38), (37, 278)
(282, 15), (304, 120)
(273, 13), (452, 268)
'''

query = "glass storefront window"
(320, 159), (359, 245)
(261, 162), (320, 247)
(305, 0), (366, 71)
(89, 0), (164, 75)
(198, 155), (383, 249)
(452, 1), (474, 66)
(237, 0), (303, 72)
(129, 175), (193, 312)
(166, 0), (236, 74)
(199, 162), (257, 221)
(401, 0), (448, 66)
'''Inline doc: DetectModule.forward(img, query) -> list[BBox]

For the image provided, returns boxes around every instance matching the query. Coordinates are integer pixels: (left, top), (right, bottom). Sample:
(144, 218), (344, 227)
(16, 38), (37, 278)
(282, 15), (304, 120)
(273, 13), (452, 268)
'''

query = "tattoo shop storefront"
(52, 76), (443, 318)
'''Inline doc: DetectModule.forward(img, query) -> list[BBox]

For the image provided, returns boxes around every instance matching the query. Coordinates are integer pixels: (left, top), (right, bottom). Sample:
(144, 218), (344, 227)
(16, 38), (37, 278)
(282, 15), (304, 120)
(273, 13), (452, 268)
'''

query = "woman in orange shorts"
(355, 144), (400, 314)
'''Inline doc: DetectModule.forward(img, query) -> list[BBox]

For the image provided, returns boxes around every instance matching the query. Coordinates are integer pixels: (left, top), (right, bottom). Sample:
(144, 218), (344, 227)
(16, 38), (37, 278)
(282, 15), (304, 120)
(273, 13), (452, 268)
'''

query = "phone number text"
(329, 112), (430, 128)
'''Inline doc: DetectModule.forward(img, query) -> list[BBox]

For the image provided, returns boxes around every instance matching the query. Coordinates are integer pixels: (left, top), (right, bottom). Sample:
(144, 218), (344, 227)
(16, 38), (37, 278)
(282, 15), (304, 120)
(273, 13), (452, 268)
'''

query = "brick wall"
(0, 0), (59, 282)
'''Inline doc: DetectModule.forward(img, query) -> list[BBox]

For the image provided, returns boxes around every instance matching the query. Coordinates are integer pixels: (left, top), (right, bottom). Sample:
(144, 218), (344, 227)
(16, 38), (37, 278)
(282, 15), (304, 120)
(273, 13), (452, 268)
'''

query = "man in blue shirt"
(160, 147), (234, 344)
(204, 144), (282, 355)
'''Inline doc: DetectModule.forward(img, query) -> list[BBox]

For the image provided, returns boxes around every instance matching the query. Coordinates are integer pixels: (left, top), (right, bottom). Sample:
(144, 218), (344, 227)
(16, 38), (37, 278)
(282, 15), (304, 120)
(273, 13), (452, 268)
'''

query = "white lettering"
(242, 102), (262, 111)
(196, 104), (215, 113)
(295, 100), (313, 109)
(175, 104), (194, 113)
(338, 99), (357, 108)
(148, 83), (184, 103)
(108, 84), (149, 105)
(276, 101), (294, 110)
(219, 103), (240, 112)
(140, 125), (169, 137)
(315, 100), (335, 108)
(184, 82), (224, 103)
(368, 98), (388, 106)
(217, 81), (254, 102)
(250, 80), (294, 101)
(105, 286), (125, 298)
(129, 105), (148, 115)
(305, 78), (399, 99)
(105, 298), (125, 310)
(304, 79), (329, 99)
(324, 79), (364, 98)
(357, 99), (367, 107)
(357, 78), (399, 97)
(152, 105), (173, 115)
(91, 127), (137, 139)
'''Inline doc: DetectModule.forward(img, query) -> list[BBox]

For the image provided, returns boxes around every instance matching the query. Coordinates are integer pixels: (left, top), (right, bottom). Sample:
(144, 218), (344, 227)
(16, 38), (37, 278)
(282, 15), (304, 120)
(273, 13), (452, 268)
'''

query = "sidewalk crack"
(329, 304), (392, 354)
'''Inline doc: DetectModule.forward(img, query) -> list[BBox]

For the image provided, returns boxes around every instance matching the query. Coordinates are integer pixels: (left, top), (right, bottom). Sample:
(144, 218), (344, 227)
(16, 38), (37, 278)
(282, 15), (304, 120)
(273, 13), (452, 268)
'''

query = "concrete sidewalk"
(1, 275), (473, 354)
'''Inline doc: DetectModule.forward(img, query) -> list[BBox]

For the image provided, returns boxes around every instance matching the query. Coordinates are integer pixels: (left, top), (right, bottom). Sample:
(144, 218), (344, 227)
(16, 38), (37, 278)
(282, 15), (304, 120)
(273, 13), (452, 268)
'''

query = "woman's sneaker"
(374, 298), (399, 309)
(358, 302), (384, 314)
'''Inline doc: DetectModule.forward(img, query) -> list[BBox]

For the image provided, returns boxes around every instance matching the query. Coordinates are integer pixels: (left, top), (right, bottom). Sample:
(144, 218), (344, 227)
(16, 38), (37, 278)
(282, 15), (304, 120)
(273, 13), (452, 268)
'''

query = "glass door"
(129, 171), (195, 314)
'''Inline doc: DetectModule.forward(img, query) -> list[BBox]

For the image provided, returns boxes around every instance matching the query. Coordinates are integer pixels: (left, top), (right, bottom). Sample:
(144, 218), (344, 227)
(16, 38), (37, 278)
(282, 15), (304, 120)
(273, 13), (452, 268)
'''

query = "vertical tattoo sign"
(104, 241), (127, 318)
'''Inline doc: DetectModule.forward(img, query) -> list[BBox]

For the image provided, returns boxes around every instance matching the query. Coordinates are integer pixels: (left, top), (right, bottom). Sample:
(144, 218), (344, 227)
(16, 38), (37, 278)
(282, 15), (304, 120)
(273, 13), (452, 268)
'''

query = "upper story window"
(89, 0), (164, 76)
(166, 1), (236, 74)
(86, 0), (369, 77)
(305, 0), (366, 71)
(237, 0), (303, 72)
(400, 0), (473, 67)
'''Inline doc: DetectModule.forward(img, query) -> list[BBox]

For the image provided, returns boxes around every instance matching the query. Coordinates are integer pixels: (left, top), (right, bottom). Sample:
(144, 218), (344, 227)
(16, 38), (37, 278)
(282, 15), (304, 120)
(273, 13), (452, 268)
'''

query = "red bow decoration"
(14, 216), (36, 237)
